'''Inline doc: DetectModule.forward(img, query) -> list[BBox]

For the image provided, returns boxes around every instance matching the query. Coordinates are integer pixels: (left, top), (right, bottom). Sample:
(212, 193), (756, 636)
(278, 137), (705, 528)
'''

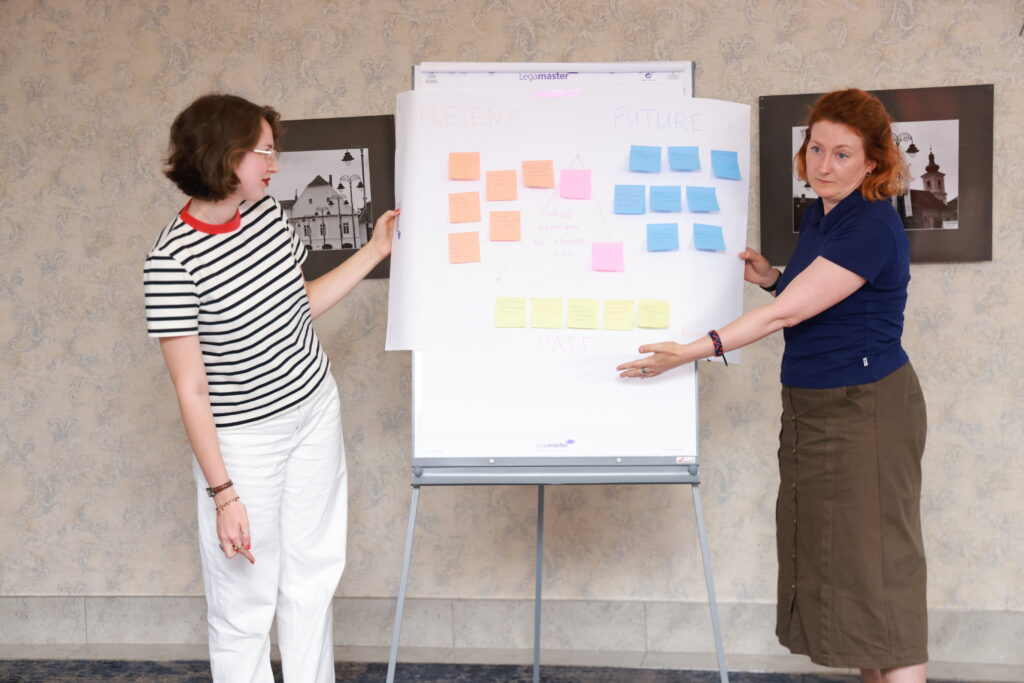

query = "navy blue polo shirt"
(776, 190), (910, 389)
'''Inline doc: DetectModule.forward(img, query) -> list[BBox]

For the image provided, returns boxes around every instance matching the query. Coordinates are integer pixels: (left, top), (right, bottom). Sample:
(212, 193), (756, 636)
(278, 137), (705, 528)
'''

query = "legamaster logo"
(519, 72), (572, 82)
(537, 439), (576, 449)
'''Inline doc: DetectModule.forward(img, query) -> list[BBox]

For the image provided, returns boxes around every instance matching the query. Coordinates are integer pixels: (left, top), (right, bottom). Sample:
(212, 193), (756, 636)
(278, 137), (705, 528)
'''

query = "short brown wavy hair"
(164, 94), (283, 201)
(794, 89), (908, 201)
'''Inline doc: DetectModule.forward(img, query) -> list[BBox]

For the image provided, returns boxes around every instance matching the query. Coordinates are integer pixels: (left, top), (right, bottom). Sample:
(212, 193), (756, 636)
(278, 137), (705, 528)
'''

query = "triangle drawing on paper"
(493, 154), (628, 286)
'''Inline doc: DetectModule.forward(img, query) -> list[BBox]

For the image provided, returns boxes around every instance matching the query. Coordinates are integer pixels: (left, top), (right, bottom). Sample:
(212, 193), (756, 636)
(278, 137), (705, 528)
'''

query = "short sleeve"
(281, 202), (308, 268)
(820, 218), (895, 285)
(143, 250), (199, 338)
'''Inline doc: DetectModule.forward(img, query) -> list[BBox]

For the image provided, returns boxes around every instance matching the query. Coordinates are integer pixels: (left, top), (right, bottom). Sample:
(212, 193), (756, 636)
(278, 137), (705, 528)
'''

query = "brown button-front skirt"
(776, 362), (928, 669)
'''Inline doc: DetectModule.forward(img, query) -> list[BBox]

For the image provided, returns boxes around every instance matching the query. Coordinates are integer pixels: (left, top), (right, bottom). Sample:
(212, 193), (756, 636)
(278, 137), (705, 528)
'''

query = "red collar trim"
(180, 200), (241, 234)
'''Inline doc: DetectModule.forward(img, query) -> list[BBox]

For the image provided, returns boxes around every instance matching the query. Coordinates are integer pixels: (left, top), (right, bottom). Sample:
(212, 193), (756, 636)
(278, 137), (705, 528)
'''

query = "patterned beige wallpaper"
(2, 0), (1022, 618)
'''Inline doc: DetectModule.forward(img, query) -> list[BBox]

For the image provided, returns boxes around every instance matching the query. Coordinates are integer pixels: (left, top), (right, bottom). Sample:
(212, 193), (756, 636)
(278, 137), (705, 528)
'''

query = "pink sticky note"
(559, 169), (591, 199)
(592, 242), (624, 272)
(448, 192), (481, 223)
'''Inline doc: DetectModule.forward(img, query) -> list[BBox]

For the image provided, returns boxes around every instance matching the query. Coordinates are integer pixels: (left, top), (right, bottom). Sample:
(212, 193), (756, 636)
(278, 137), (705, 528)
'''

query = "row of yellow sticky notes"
(495, 297), (670, 330)
(450, 153), (556, 188)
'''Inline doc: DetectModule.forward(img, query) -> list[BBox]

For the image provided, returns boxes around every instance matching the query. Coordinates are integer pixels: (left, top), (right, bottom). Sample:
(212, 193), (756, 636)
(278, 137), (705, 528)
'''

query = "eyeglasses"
(250, 148), (280, 163)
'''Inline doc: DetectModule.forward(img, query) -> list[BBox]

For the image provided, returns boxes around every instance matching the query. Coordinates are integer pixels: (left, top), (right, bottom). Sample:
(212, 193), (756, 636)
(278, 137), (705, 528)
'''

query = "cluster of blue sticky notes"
(686, 186), (719, 212)
(668, 146), (700, 171)
(629, 145), (661, 172)
(647, 223), (679, 251)
(693, 223), (726, 251)
(614, 185), (646, 214)
(649, 186), (682, 212)
(711, 150), (741, 180)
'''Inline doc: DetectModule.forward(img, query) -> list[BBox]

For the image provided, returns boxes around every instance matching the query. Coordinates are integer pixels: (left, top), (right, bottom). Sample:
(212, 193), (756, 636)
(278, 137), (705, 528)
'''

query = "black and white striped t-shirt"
(143, 196), (329, 429)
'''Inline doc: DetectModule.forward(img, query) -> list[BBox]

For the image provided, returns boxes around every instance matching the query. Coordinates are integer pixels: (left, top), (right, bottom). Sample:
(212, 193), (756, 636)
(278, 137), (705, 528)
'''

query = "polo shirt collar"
(820, 189), (865, 230)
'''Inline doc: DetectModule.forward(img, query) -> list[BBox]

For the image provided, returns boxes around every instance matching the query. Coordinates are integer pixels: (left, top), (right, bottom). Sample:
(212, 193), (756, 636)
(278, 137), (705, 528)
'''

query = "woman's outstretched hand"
(616, 341), (690, 379)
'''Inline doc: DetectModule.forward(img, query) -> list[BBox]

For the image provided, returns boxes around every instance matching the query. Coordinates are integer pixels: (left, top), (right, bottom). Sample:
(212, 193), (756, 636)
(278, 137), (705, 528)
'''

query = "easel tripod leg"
(533, 484), (545, 683)
(692, 483), (729, 683)
(387, 486), (421, 683)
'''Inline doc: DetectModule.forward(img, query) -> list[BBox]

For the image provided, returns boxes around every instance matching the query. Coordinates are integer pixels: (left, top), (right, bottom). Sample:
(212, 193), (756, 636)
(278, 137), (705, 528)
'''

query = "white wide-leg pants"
(193, 374), (347, 683)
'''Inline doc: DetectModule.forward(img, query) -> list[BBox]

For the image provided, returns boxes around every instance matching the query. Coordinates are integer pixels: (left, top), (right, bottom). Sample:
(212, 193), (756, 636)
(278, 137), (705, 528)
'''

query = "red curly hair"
(794, 89), (908, 201)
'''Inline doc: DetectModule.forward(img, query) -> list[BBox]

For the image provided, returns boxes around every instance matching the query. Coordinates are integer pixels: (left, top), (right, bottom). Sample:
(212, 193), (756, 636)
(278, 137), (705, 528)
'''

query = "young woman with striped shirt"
(143, 93), (398, 682)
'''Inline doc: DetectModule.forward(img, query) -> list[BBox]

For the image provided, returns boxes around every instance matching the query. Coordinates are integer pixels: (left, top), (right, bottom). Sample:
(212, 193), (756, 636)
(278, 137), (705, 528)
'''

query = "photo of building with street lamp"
(269, 147), (374, 251)
(790, 119), (959, 233)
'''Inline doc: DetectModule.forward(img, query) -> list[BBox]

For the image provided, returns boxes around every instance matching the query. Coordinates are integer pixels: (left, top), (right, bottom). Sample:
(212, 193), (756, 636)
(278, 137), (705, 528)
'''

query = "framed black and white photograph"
(271, 115), (395, 279)
(761, 85), (993, 264)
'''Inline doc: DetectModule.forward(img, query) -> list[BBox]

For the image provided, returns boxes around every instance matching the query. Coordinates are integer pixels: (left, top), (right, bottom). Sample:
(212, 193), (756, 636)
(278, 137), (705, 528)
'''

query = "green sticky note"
(602, 300), (636, 331)
(530, 298), (563, 329)
(638, 299), (670, 329)
(566, 298), (600, 329)
(495, 297), (527, 328)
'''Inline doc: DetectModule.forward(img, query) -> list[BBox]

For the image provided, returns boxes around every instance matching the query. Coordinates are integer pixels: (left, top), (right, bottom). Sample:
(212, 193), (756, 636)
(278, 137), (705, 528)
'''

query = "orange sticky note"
(449, 152), (480, 180)
(486, 170), (517, 201)
(449, 192), (481, 223)
(522, 160), (555, 188)
(448, 231), (481, 264)
(489, 211), (521, 241)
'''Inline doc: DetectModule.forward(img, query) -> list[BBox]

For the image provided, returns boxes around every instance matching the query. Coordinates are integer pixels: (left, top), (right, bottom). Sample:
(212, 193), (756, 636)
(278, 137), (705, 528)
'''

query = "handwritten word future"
(613, 107), (702, 131)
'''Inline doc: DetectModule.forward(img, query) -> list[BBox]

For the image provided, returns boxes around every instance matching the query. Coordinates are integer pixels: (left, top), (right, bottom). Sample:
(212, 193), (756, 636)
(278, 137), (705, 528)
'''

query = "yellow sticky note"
(486, 170), (517, 201)
(566, 298), (599, 329)
(448, 231), (480, 264)
(602, 300), (636, 331)
(638, 299), (670, 329)
(495, 297), (527, 328)
(449, 152), (480, 180)
(522, 160), (555, 188)
(449, 192), (481, 223)
(530, 298), (563, 329)
(489, 211), (521, 241)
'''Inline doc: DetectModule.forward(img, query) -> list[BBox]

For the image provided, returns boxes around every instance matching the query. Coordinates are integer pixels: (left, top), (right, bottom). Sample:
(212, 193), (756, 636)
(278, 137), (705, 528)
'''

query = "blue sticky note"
(686, 186), (719, 212)
(650, 185), (682, 212)
(693, 223), (726, 251)
(647, 223), (679, 252)
(711, 150), (742, 180)
(614, 185), (646, 215)
(629, 145), (661, 172)
(668, 146), (700, 171)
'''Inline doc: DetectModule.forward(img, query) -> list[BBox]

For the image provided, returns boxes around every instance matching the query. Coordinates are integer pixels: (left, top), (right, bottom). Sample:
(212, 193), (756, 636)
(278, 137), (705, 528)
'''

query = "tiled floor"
(0, 646), (1020, 682)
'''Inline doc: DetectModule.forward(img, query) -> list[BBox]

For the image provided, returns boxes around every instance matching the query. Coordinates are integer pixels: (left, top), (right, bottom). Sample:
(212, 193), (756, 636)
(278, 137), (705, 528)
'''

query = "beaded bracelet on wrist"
(707, 330), (728, 367)
(215, 496), (240, 514)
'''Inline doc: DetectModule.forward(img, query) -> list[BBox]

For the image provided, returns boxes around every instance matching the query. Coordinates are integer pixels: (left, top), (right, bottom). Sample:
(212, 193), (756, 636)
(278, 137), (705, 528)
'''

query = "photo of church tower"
(902, 147), (958, 229)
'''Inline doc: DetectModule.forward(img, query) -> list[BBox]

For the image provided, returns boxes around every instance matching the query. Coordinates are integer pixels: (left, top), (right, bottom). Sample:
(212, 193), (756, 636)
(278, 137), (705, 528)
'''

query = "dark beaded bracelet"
(707, 330), (728, 367)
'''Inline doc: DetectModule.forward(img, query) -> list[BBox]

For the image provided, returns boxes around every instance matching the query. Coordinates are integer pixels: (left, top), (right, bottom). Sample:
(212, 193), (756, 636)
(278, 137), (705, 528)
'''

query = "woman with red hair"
(619, 89), (927, 682)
